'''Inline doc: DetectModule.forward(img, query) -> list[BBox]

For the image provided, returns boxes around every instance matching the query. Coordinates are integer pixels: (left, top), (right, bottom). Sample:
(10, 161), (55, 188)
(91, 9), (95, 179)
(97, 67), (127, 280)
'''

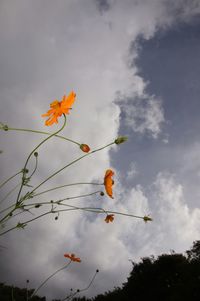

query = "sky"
(1, 0), (200, 300)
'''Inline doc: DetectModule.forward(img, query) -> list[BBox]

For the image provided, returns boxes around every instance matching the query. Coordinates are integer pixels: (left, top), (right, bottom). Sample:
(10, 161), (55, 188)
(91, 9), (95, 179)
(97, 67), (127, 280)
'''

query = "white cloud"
(126, 162), (138, 180)
(151, 172), (200, 252)
(120, 95), (164, 138)
(1, 0), (200, 300)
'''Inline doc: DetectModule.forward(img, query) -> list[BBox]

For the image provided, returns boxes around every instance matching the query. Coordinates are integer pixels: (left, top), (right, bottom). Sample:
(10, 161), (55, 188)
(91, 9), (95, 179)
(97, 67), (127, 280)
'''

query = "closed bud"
(114, 136), (128, 145)
(80, 144), (90, 153)
(143, 215), (153, 223)
(34, 152), (38, 157)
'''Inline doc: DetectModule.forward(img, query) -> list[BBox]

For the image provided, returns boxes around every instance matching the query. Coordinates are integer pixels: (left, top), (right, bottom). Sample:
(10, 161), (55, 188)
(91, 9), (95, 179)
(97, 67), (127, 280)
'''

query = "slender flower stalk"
(2, 126), (80, 146)
(23, 190), (102, 209)
(30, 141), (115, 195)
(0, 203), (152, 236)
(33, 182), (103, 198)
(15, 114), (67, 205)
(30, 261), (72, 299)
(29, 152), (38, 178)
(0, 170), (22, 190)
(61, 269), (99, 301)
(0, 183), (21, 205)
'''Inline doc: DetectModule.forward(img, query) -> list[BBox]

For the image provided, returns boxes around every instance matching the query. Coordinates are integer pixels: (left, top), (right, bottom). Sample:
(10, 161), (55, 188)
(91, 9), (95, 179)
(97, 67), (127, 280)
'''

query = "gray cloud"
(1, 1), (200, 300)
(95, 0), (111, 13)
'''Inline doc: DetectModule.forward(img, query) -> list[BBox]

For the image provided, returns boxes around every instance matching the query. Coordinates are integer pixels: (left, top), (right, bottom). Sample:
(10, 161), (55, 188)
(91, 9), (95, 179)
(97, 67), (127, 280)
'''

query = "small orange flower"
(42, 91), (76, 126)
(80, 144), (90, 153)
(104, 169), (114, 198)
(64, 253), (81, 262)
(104, 214), (114, 223)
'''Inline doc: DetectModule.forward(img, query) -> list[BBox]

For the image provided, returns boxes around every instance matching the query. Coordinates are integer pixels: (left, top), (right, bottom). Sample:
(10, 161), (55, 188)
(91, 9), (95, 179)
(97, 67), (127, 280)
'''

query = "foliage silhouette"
(1, 240), (200, 301)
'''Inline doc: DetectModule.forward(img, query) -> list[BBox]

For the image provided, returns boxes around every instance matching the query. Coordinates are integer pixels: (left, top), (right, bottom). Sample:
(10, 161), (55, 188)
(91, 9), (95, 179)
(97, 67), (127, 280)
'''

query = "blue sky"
(1, 1), (200, 300)
(112, 17), (200, 197)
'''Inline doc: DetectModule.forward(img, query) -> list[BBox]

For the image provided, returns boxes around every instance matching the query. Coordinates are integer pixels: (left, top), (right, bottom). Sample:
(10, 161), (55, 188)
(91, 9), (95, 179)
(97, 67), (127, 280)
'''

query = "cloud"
(1, 0), (200, 300)
(117, 95), (164, 138)
(126, 162), (138, 180)
(151, 173), (200, 251)
(95, 0), (111, 13)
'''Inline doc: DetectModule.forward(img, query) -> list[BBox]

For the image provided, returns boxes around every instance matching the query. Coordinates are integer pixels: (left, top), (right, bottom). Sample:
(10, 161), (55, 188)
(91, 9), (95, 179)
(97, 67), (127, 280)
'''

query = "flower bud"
(34, 152), (38, 157)
(114, 136), (128, 145)
(100, 191), (104, 196)
(143, 215), (153, 223)
(80, 144), (90, 153)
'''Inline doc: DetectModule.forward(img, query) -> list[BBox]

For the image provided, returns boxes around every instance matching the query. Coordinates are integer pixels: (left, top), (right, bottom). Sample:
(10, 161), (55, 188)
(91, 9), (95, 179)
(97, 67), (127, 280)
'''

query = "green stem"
(0, 205), (146, 236)
(0, 183), (21, 206)
(62, 270), (98, 301)
(16, 115), (67, 205)
(5, 127), (80, 146)
(0, 170), (22, 190)
(33, 182), (103, 198)
(30, 261), (72, 299)
(23, 190), (102, 208)
(30, 141), (114, 195)
(29, 155), (38, 178)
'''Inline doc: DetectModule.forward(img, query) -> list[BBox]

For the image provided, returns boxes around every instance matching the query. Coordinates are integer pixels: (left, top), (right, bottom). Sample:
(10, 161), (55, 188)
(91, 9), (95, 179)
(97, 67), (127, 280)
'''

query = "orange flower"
(104, 169), (114, 198)
(64, 253), (81, 262)
(80, 144), (90, 153)
(42, 91), (76, 126)
(104, 214), (114, 223)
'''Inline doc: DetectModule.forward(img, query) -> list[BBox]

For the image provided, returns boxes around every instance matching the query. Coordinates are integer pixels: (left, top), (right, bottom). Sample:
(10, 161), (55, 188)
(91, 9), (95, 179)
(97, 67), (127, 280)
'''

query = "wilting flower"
(104, 169), (114, 198)
(64, 253), (81, 262)
(143, 215), (153, 223)
(104, 214), (114, 223)
(80, 144), (90, 153)
(42, 91), (76, 126)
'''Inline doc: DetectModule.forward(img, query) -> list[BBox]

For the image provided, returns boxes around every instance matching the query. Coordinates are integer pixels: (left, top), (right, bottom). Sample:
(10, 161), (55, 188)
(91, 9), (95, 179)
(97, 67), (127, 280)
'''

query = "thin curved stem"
(24, 190), (102, 208)
(4, 127), (80, 146)
(33, 182), (103, 198)
(29, 155), (38, 178)
(62, 269), (98, 301)
(0, 170), (22, 190)
(30, 261), (72, 299)
(30, 141), (114, 195)
(16, 115), (67, 205)
(0, 205), (147, 236)
(0, 183), (21, 206)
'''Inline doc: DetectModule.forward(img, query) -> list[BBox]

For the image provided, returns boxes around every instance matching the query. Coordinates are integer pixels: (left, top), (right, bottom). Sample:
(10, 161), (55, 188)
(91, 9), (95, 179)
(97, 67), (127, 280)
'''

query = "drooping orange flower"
(104, 214), (114, 223)
(80, 144), (90, 153)
(64, 253), (81, 262)
(42, 91), (76, 126)
(104, 169), (114, 198)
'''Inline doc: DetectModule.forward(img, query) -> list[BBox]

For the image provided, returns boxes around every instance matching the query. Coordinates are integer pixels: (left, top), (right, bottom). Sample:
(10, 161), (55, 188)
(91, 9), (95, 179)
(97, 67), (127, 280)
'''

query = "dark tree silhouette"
(1, 241), (200, 301)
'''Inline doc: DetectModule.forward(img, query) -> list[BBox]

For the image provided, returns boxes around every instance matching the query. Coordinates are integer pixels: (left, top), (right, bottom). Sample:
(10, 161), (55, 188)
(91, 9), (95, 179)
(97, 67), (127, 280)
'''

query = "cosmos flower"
(80, 144), (90, 153)
(64, 253), (81, 262)
(104, 214), (114, 223)
(104, 169), (114, 198)
(42, 91), (76, 126)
